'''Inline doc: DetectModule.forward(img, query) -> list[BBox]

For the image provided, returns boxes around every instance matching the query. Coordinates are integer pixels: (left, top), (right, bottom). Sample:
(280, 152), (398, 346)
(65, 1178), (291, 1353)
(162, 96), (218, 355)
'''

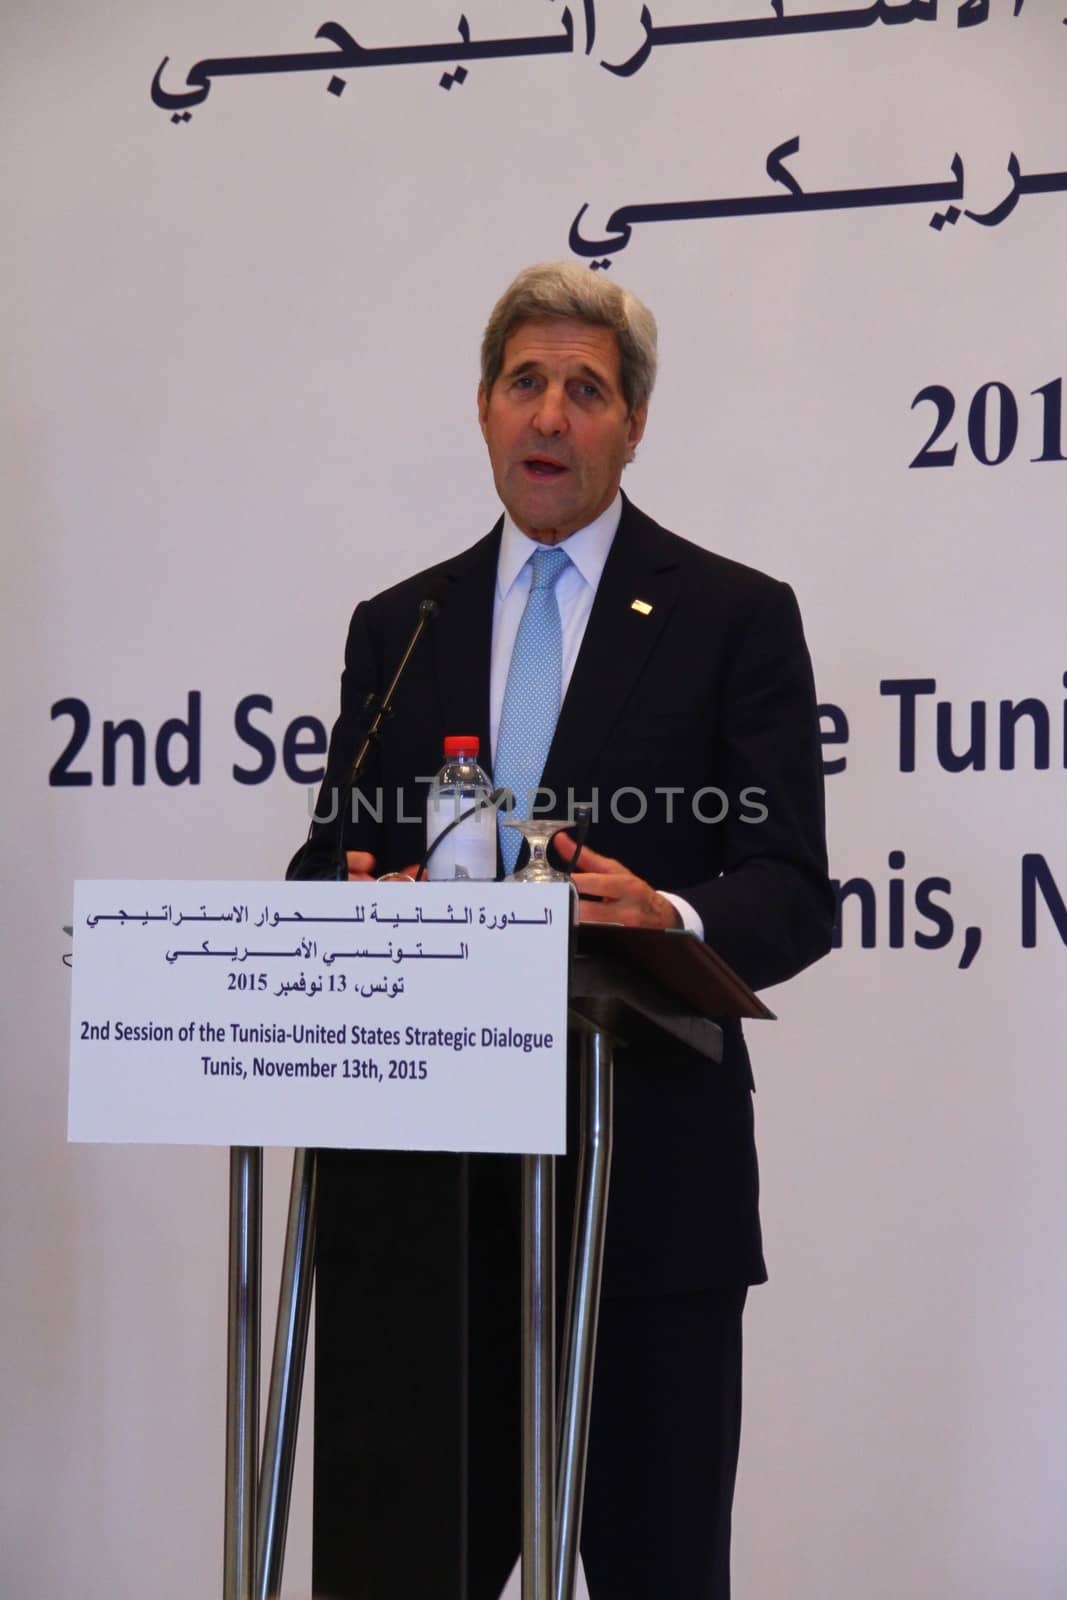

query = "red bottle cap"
(443, 735), (480, 757)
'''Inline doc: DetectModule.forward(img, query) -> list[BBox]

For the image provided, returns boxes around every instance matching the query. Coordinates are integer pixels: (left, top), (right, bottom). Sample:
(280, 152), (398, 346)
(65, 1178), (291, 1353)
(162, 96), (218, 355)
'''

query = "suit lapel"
(542, 497), (682, 798)
(429, 522), (501, 760)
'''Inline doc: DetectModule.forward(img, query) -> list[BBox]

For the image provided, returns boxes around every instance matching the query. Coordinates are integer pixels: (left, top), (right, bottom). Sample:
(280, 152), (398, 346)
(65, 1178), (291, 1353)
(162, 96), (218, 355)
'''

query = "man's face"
(477, 318), (647, 544)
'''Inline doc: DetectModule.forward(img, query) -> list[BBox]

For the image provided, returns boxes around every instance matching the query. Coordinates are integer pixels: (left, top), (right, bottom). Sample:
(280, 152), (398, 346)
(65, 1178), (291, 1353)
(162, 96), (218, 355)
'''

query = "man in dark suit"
(296, 263), (833, 1598)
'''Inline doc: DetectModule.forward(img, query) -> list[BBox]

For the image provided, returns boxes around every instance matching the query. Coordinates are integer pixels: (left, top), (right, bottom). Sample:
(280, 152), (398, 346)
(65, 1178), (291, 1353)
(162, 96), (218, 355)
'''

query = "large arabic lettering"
(570, 142), (1067, 261)
(150, 1), (1037, 118)
(150, 10), (580, 117)
(148, 4), (1064, 254)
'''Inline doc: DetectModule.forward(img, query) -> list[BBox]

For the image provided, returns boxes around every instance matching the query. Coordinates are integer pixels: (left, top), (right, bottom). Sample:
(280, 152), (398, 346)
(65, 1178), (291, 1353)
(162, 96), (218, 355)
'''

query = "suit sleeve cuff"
(659, 892), (705, 941)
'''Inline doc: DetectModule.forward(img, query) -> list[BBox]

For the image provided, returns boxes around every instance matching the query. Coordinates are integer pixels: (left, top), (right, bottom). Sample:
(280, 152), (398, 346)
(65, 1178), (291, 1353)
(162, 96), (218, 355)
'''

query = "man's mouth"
(522, 456), (568, 478)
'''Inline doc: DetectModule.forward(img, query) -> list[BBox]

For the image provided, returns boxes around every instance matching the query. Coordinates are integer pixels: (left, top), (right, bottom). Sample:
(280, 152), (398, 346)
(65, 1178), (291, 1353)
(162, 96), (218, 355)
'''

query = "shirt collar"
(497, 492), (623, 600)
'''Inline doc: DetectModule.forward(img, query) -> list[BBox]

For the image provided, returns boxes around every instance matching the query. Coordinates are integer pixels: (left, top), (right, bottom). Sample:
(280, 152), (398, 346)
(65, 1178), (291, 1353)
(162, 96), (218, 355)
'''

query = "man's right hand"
(345, 851), (378, 881)
(345, 851), (420, 882)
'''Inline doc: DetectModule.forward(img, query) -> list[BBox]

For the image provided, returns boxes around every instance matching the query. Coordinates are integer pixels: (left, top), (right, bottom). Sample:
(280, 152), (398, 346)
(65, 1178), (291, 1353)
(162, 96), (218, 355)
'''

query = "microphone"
(287, 586), (445, 881)
(563, 803), (593, 875)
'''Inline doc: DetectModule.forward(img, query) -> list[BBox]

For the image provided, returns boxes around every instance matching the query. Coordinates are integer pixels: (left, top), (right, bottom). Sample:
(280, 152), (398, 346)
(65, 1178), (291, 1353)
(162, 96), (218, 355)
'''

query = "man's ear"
(477, 382), (489, 439)
(626, 401), (648, 461)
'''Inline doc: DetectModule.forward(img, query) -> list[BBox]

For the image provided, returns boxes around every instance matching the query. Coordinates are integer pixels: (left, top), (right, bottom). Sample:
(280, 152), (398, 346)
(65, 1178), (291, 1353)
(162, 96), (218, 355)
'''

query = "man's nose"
(532, 384), (568, 435)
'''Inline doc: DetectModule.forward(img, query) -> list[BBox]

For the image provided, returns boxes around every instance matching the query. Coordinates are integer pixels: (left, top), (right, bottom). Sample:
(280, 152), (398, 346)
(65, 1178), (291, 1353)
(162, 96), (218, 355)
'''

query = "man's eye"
(575, 382), (601, 400)
(512, 374), (538, 390)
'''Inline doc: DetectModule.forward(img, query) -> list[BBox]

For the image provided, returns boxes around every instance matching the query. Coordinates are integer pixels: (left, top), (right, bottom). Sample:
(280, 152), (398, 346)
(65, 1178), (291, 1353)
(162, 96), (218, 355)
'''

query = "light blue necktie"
(495, 545), (571, 873)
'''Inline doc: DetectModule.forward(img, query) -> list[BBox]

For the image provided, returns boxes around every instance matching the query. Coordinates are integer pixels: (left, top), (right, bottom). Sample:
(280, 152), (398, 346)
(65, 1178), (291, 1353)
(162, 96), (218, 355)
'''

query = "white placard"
(68, 880), (569, 1154)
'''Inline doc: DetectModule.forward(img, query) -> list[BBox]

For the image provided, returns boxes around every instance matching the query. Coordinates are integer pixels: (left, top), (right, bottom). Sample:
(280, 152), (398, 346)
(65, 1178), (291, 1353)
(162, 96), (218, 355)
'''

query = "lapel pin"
(630, 598), (653, 615)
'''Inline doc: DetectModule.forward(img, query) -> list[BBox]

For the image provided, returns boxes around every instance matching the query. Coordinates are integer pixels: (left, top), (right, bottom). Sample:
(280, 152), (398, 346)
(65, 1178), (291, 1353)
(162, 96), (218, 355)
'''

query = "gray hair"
(480, 262), (658, 414)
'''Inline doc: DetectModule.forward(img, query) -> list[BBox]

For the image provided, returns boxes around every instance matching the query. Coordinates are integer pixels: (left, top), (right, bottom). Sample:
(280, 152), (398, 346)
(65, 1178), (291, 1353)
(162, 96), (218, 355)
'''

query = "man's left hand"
(553, 834), (682, 929)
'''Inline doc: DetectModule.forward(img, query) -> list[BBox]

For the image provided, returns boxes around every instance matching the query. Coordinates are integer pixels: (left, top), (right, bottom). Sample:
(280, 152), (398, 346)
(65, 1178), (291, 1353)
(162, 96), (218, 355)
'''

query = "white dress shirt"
(489, 493), (703, 938)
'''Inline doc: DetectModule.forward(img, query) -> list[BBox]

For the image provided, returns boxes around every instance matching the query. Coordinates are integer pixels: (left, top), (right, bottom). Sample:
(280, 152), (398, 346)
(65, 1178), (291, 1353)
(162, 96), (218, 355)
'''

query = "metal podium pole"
(521, 1153), (556, 1600)
(555, 1030), (614, 1600)
(225, 1147), (262, 1600)
(256, 1149), (318, 1600)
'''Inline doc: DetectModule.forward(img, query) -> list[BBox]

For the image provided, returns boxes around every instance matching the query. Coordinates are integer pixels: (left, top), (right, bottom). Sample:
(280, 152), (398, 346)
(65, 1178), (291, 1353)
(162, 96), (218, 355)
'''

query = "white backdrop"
(5, 2), (1067, 1595)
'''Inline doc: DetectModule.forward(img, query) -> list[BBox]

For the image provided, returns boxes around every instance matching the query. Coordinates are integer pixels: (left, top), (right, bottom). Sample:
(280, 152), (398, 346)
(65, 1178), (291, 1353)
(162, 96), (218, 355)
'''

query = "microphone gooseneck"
(287, 586), (445, 881)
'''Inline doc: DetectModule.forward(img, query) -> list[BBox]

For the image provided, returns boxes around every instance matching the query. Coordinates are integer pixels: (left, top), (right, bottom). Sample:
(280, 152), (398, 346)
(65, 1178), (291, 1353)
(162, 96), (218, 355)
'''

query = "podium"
(225, 924), (771, 1600)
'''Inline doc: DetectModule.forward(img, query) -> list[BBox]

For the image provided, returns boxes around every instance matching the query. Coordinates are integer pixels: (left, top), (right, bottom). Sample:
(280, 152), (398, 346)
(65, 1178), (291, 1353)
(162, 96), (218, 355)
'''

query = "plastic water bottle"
(425, 736), (497, 881)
